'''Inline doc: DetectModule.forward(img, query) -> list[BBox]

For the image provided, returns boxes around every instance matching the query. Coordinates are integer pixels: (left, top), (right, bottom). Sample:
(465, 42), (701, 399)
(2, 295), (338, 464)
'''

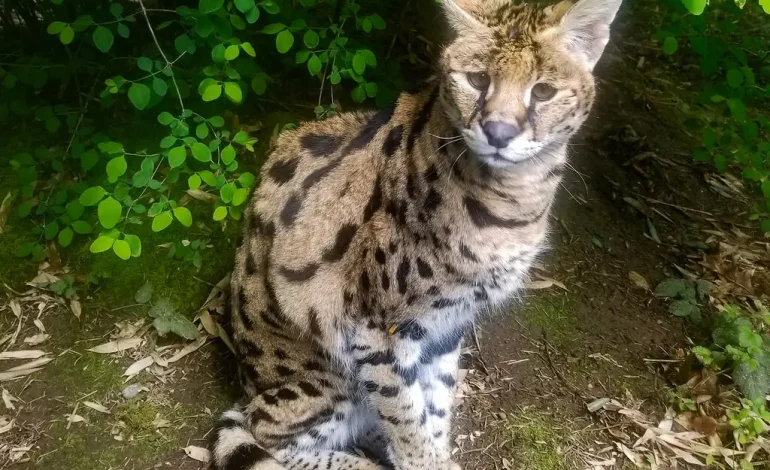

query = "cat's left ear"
(550, 0), (623, 70)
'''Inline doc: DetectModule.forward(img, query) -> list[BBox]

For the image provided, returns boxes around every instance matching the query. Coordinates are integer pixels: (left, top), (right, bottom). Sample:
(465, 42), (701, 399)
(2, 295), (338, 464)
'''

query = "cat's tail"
(209, 408), (286, 470)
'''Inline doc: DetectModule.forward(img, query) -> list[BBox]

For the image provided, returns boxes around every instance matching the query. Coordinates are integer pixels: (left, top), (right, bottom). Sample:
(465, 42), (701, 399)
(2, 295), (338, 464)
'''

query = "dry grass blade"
(82, 401), (110, 414)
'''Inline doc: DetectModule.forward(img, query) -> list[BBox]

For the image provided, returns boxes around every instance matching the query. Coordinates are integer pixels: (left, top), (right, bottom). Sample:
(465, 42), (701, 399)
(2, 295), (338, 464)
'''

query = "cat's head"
(438, 0), (622, 167)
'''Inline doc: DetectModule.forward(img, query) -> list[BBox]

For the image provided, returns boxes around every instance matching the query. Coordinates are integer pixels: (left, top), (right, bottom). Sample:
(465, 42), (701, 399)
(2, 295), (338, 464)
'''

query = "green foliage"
(693, 304), (770, 400)
(4, 0), (395, 266)
(728, 398), (770, 446)
(654, 277), (711, 321)
(659, 0), (770, 231)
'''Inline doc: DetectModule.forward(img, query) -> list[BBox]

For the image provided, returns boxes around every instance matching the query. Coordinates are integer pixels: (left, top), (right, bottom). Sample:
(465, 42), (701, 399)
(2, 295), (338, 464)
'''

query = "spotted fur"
(211, 0), (621, 469)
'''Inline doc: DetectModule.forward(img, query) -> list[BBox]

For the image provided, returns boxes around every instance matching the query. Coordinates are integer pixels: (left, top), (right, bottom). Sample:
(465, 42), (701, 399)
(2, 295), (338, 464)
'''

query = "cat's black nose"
(483, 121), (519, 148)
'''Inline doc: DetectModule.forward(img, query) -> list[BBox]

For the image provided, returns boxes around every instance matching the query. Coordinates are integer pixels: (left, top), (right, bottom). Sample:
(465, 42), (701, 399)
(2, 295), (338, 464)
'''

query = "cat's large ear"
(440, 0), (488, 36)
(554, 0), (623, 70)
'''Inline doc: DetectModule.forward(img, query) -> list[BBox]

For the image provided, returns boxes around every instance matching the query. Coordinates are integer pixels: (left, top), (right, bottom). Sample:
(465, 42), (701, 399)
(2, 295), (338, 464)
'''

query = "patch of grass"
(507, 408), (569, 470)
(517, 293), (577, 349)
(118, 399), (161, 434)
(45, 353), (124, 399)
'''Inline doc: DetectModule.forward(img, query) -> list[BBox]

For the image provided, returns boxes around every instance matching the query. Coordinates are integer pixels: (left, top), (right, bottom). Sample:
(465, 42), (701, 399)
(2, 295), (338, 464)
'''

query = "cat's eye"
(532, 83), (557, 101)
(467, 72), (491, 91)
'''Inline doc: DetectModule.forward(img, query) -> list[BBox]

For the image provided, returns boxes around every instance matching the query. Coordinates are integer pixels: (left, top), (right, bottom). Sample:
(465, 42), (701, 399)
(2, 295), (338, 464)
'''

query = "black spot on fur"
(432, 298), (459, 309)
(363, 381), (379, 392)
(263, 220), (275, 238)
(304, 361), (325, 372)
(302, 158), (343, 191)
(383, 125), (404, 157)
(322, 224), (358, 262)
(407, 88), (439, 153)
(308, 308), (322, 337)
(464, 196), (545, 229)
(388, 242), (397, 254)
(360, 271), (370, 292)
(381, 272), (390, 291)
(280, 193), (302, 227)
(374, 248), (386, 265)
(363, 176), (382, 223)
(424, 188), (441, 213)
(379, 386), (400, 397)
(275, 365), (296, 377)
(268, 158), (299, 185)
(344, 107), (393, 155)
(416, 257), (433, 278)
(420, 327), (466, 364)
(439, 374), (456, 388)
(406, 174), (416, 199)
(395, 364), (418, 386)
(298, 382), (323, 397)
(396, 258), (411, 295)
(276, 388), (299, 401)
(357, 350), (395, 366)
(301, 134), (342, 157)
(274, 349), (288, 360)
(425, 165), (439, 183)
(245, 253), (258, 275)
(427, 285), (440, 296)
(223, 443), (272, 469)
(459, 244), (479, 262)
(397, 321), (427, 341)
(260, 311), (283, 330)
(280, 263), (319, 282)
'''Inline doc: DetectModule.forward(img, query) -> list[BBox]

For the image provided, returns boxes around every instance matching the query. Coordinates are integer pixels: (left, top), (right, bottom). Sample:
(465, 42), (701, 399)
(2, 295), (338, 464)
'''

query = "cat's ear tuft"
(557, 0), (623, 70)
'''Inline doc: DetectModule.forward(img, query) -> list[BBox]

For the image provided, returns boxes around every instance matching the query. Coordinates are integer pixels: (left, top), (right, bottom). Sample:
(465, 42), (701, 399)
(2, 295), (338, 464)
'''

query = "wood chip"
(0, 350), (47, 360)
(87, 337), (142, 354)
(184, 445), (211, 463)
(123, 356), (154, 377)
(83, 401), (111, 414)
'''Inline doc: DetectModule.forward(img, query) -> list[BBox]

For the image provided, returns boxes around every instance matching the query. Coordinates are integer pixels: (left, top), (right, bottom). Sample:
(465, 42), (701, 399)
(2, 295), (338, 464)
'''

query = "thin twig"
(65, 74), (101, 154)
(634, 194), (713, 216)
(472, 322), (489, 375)
(137, 0), (185, 113)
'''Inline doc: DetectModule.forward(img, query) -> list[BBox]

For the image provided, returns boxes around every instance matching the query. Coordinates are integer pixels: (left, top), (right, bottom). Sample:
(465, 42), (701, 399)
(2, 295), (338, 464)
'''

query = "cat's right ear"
(440, 0), (487, 36)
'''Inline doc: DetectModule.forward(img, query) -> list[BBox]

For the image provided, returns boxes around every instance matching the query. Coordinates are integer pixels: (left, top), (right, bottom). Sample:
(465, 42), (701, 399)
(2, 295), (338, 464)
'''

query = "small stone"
(122, 384), (142, 399)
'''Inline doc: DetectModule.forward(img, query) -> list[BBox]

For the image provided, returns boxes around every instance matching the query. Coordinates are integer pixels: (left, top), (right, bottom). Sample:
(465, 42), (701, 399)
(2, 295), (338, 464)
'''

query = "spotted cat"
(210, 0), (622, 469)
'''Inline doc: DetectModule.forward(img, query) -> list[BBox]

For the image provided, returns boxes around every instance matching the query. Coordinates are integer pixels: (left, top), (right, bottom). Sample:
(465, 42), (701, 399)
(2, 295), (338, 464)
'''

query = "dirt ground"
(1, 7), (762, 470)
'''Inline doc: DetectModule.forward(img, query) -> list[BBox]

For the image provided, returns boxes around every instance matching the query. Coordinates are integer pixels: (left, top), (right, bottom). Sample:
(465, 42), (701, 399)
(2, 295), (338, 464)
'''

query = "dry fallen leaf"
(0, 417), (13, 435)
(198, 310), (218, 337)
(87, 337), (142, 354)
(628, 271), (650, 290)
(83, 401), (111, 414)
(0, 192), (11, 234)
(7, 357), (52, 372)
(123, 356), (154, 377)
(524, 280), (554, 290)
(70, 299), (82, 319)
(167, 336), (207, 363)
(23, 333), (50, 345)
(184, 445), (211, 463)
(0, 350), (47, 360)
(65, 413), (86, 424)
(0, 368), (43, 382)
(2, 389), (17, 410)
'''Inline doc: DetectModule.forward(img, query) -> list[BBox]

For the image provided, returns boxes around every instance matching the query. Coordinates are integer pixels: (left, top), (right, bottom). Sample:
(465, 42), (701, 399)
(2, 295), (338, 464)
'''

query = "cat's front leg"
(347, 320), (461, 470)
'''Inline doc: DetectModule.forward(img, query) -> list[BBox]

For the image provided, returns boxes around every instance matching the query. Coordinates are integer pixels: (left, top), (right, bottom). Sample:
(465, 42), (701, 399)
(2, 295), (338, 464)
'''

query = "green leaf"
(221, 144), (237, 165)
(153, 77), (168, 96)
(213, 206), (228, 221)
(196, 123), (209, 139)
(762, 219), (770, 234)
(235, 0), (256, 12)
(152, 211), (173, 232)
(238, 172), (256, 188)
(79, 186), (106, 206)
(44, 221), (59, 240)
(370, 14), (386, 29)
(734, 350), (770, 400)
(714, 154), (728, 172)
(188, 174), (202, 190)
(351, 85), (366, 103)
(65, 201), (84, 220)
(352, 52), (366, 74)
(307, 54), (322, 75)
(225, 45), (240, 60)
(662, 37), (678, 55)
(90, 236), (115, 253)
(173, 207), (193, 227)
(60, 26), (75, 45)
(92, 26), (114, 53)
(762, 181), (770, 200)
(201, 81), (222, 102)
(15, 243), (35, 258)
(109, 3), (124, 17)
(669, 299), (700, 319)
(113, 239), (131, 260)
(364, 82), (378, 98)
(135, 281), (153, 303)
(58, 227), (74, 247)
(157, 112), (175, 125)
(682, 0), (708, 15)
(362, 17), (372, 33)
(304, 29), (320, 49)
(168, 146), (187, 168)
(261, 1), (280, 14)
(71, 221), (92, 234)
(359, 49), (377, 67)
(175, 33), (195, 54)
(199, 0), (224, 14)
(128, 83), (151, 110)
(148, 299), (199, 340)
(117, 23), (129, 39)
(98, 197), (122, 229)
(654, 278), (687, 298)
(208, 116), (225, 127)
(47, 22), (67, 34)
(220, 182), (236, 203)
(262, 23), (286, 34)
(191, 142), (212, 162)
(125, 234), (141, 257)
(232, 188), (249, 206)
(224, 82), (243, 103)
(241, 42), (256, 57)
(137, 56), (153, 72)
(106, 156), (127, 182)
(727, 98), (747, 123)
(251, 75), (267, 95)
(199, 170), (218, 186)
(727, 69), (745, 88)
(761, 0), (770, 14)
(276, 29), (294, 54)
(160, 135), (177, 149)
